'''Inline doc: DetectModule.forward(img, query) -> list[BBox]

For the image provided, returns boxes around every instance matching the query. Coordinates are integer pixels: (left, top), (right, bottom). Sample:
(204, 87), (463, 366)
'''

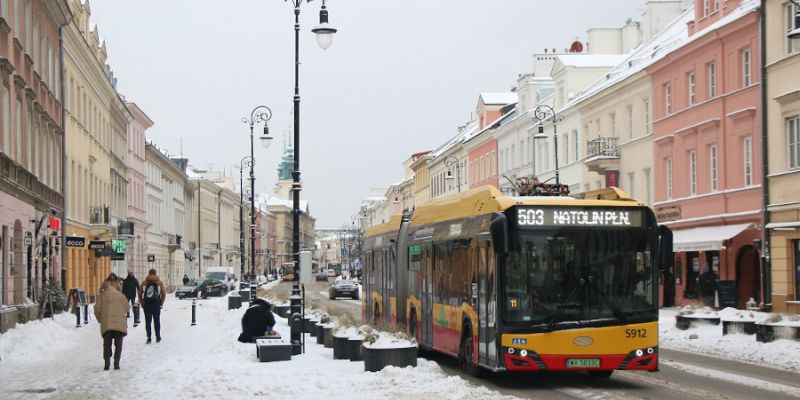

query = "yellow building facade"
(63, 0), (131, 299)
(765, 0), (800, 313)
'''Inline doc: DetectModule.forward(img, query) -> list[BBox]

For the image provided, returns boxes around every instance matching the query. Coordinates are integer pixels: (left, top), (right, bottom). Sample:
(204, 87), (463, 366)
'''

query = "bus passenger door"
(478, 241), (487, 365)
(421, 245), (433, 346)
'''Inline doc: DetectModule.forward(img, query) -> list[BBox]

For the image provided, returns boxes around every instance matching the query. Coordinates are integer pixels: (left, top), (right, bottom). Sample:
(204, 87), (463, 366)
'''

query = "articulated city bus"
(362, 185), (672, 377)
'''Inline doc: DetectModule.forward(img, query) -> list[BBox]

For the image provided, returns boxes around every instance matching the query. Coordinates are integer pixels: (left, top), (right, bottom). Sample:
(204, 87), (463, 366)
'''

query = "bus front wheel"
(459, 329), (483, 377)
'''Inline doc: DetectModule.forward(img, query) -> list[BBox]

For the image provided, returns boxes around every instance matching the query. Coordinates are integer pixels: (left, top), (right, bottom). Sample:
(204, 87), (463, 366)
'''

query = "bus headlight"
(646, 347), (654, 355)
(520, 349), (528, 357)
(635, 349), (644, 357)
(508, 347), (515, 354)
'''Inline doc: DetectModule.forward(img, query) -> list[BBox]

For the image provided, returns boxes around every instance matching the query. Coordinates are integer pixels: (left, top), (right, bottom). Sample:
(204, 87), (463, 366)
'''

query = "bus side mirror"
(658, 225), (673, 269)
(490, 212), (508, 256)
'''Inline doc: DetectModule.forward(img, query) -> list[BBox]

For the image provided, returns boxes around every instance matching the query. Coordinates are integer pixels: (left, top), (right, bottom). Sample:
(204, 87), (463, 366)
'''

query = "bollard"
(191, 299), (196, 326)
(83, 304), (89, 325)
(133, 303), (140, 327)
(250, 284), (256, 303)
(75, 305), (81, 328)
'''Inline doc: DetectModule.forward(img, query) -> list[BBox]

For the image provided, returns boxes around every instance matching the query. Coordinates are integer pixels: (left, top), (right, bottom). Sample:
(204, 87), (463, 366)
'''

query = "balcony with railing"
(584, 137), (620, 174)
(167, 234), (182, 251)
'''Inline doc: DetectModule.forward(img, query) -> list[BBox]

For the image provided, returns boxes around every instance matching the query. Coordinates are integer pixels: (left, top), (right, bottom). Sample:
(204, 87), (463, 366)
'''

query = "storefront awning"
(672, 223), (754, 252)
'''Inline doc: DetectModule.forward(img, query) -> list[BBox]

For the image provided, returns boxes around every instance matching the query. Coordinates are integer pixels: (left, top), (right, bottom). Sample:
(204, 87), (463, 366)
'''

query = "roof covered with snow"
(479, 92), (517, 105)
(568, 7), (693, 107)
(555, 54), (628, 68)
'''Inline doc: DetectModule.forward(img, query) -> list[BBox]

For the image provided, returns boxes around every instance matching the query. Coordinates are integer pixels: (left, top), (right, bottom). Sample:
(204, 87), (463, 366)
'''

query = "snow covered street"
(0, 283), (515, 400)
(4, 282), (800, 400)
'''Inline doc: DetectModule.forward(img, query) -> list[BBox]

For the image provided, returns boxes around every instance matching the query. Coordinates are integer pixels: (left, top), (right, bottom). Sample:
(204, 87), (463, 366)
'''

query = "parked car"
(315, 271), (328, 282)
(326, 269), (336, 277)
(329, 279), (359, 300)
(175, 278), (228, 299)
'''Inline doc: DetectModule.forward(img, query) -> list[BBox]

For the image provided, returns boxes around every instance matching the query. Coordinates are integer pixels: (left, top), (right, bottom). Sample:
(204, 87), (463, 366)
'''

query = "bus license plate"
(566, 359), (600, 368)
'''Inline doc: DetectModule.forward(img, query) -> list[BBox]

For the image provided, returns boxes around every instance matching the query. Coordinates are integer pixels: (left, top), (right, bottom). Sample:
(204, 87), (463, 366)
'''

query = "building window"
(790, 116), (800, 169)
(511, 144), (516, 168)
(688, 71), (696, 105)
(666, 157), (673, 199)
(744, 137), (753, 185)
(644, 168), (652, 205)
(644, 99), (651, 135)
(627, 105), (634, 139)
(703, 0), (710, 16)
(573, 130), (579, 162)
(610, 113), (616, 137)
(628, 172), (635, 198)
(710, 144), (718, 191)
(664, 83), (671, 115)
(708, 62), (717, 99)
(562, 134), (568, 163)
(689, 150), (697, 195)
(742, 48), (751, 87)
(787, 2), (798, 54)
(794, 240), (800, 300)
(499, 150), (504, 174)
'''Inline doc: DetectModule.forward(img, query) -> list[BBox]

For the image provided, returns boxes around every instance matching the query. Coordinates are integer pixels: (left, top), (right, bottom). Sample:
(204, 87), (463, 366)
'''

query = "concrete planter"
(308, 319), (320, 337)
(275, 305), (290, 318)
(675, 315), (720, 330)
(323, 326), (334, 348)
(333, 334), (350, 359)
(228, 295), (242, 310)
(363, 345), (418, 372)
(238, 290), (251, 303)
(0, 307), (18, 333)
(28, 304), (39, 321)
(348, 337), (364, 361)
(316, 323), (326, 345)
(722, 320), (756, 335)
(756, 324), (800, 343)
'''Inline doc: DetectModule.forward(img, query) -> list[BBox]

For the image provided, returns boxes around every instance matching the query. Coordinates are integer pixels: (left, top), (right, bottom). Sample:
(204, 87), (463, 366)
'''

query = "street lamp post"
(242, 106), (273, 283)
(444, 156), (461, 192)
(533, 105), (565, 187)
(285, 0), (337, 355)
(235, 157), (253, 284)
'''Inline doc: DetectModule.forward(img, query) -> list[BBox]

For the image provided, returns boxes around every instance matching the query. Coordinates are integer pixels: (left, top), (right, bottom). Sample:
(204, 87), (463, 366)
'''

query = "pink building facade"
(467, 138), (498, 189)
(648, 0), (762, 308)
(125, 102), (152, 280)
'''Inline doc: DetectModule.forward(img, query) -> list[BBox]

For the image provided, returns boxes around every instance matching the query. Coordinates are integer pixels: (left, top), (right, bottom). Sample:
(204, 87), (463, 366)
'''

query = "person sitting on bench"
(238, 298), (277, 343)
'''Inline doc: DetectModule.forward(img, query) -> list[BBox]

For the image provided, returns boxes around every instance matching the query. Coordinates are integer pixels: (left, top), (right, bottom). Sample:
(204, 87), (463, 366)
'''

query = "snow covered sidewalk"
(0, 284), (517, 400)
(659, 308), (800, 371)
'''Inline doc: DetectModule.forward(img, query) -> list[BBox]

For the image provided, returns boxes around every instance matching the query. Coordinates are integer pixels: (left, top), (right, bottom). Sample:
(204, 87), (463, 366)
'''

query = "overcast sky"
(90, 0), (645, 228)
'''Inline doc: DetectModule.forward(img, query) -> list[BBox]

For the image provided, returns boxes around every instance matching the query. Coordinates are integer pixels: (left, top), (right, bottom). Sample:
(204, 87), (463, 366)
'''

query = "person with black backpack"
(137, 269), (166, 344)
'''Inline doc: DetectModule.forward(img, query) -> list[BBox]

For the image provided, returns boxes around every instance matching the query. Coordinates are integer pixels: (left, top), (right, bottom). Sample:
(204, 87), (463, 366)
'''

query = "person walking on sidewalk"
(138, 269), (166, 344)
(698, 267), (718, 308)
(182, 274), (190, 285)
(95, 274), (130, 370)
(122, 270), (139, 312)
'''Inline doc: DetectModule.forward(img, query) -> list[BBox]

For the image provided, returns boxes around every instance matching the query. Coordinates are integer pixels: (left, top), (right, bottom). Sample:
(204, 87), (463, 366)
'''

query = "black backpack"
(143, 280), (160, 304)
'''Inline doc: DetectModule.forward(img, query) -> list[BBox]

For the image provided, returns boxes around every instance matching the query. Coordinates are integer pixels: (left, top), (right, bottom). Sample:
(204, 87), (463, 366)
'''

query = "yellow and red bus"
(362, 185), (672, 377)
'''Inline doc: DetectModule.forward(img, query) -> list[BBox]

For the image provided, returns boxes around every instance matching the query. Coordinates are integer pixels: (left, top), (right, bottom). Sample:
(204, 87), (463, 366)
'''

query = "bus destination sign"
(516, 207), (643, 228)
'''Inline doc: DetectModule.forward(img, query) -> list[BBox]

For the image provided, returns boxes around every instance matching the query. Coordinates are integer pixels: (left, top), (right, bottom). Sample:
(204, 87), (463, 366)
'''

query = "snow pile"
(362, 328), (417, 350)
(660, 309), (800, 371)
(676, 305), (719, 319)
(757, 313), (800, 327)
(333, 325), (359, 338)
(718, 307), (760, 322)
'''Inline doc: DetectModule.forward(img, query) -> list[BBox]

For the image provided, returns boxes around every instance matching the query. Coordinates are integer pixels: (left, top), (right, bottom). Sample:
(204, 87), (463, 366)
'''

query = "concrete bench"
(256, 338), (292, 362)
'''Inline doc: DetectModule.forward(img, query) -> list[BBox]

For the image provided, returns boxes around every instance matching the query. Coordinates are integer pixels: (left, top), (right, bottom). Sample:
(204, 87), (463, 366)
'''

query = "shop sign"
(65, 236), (86, 248)
(656, 206), (681, 222)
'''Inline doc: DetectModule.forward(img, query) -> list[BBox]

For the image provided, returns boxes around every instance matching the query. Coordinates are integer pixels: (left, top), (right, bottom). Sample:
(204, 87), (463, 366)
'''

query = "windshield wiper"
(545, 277), (585, 332)
(587, 275), (628, 324)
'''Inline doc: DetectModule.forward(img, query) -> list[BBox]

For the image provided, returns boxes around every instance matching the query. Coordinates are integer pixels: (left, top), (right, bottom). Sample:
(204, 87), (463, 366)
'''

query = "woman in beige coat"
(94, 274), (130, 370)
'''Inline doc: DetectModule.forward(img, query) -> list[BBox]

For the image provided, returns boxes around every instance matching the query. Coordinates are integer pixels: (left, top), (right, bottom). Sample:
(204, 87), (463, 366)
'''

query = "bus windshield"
(503, 227), (656, 327)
